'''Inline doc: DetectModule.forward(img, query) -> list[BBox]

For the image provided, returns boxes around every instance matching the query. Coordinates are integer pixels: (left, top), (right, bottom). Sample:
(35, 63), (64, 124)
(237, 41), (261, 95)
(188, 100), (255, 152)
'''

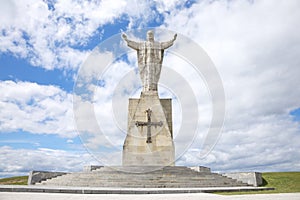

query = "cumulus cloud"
(0, 0), (188, 71)
(1, 0), (300, 174)
(0, 146), (97, 178)
(161, 0), (300, 171)
(0, 80), (76, 137)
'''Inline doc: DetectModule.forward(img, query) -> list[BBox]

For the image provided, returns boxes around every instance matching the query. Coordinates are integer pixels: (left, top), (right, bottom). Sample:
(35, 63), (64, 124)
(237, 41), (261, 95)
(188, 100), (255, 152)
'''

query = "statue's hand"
(122, 33), (127, 40)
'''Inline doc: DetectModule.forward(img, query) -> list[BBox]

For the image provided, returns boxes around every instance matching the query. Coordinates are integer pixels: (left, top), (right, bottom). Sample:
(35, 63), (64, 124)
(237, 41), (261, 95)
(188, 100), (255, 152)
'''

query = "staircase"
(35, 166), (250, 188)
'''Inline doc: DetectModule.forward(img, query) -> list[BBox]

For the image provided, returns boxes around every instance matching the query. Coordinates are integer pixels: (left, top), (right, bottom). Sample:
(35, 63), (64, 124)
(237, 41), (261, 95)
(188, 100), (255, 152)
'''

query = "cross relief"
(135, 108), (163, 143)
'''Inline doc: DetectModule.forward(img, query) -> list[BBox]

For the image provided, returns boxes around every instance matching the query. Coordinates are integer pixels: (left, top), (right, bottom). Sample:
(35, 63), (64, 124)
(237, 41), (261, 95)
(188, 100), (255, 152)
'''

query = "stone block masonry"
(123, 91), (175, 166)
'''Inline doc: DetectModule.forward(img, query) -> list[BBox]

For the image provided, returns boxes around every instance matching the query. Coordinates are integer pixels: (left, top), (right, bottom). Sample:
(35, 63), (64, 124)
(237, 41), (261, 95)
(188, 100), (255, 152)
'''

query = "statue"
(122, 31), (176, 166)
(122, 30), (177, 92)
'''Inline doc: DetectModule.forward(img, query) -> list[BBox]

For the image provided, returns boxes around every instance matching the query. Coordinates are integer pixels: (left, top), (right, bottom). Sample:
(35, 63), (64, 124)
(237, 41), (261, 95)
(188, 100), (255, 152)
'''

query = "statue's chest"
(144, 42), (160, 51)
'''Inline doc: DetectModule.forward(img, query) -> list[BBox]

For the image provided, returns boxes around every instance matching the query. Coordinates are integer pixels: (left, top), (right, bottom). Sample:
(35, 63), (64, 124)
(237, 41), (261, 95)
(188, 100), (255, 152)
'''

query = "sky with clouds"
(0, 0), (300, 177)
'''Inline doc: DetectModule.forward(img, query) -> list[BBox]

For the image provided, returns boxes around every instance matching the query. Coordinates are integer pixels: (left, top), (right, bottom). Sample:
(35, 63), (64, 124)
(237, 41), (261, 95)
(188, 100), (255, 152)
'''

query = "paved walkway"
(0, 192), (299, 200)
(0, 185), (274, 194)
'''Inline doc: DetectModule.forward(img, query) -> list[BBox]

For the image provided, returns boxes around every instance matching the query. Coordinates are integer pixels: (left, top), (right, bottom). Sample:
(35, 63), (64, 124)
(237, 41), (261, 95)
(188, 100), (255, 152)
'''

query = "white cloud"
(178, 115), (300, 172)
(161, 0), (300, 171)
(0, 0), (117, 69)
(154, 0), (182, 12)
(0, 80), (76, 137)
(0, 0), (16, 28)
(0, 146), (98, 178)
(73, 58), (135, 152)
(0, 0), (185, 70)
(1, 0), (300, 173)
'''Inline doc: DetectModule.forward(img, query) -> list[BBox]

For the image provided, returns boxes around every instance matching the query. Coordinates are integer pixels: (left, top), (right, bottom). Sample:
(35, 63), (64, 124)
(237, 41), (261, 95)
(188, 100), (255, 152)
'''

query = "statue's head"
(147, 30), (154, 42)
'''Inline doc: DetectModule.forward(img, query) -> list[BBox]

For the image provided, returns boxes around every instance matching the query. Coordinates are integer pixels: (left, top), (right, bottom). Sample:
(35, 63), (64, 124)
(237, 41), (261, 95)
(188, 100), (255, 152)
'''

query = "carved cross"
(135, 108), (163, 143)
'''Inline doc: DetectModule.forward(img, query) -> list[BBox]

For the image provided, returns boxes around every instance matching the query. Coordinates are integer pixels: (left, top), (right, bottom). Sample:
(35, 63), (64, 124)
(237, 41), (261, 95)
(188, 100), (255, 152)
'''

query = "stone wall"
(189, 166), (211, 173)
(223, 172), (262, 186)
(28, 171), (67, 185)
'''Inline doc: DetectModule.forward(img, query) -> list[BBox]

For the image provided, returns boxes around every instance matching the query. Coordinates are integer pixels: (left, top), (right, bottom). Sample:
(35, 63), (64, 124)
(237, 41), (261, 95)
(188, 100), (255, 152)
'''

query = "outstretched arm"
(161, 33), (177, 49)
(122, 33), (139, 50)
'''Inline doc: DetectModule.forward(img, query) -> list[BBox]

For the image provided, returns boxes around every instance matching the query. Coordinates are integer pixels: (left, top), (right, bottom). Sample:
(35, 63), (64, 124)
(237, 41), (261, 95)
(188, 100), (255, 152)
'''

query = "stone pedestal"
(123, 91), (175, 166)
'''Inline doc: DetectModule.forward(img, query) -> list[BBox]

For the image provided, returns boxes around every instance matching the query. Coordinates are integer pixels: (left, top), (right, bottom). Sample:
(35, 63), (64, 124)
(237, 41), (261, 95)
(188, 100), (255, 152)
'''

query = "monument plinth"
(123, 92), (174, 166)
(122, 31), (177, 166)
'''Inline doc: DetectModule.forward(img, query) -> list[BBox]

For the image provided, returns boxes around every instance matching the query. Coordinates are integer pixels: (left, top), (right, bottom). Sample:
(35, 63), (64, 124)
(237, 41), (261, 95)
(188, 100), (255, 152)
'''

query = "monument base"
(123, 91), (175, 166)
(30, 166), (258, 188)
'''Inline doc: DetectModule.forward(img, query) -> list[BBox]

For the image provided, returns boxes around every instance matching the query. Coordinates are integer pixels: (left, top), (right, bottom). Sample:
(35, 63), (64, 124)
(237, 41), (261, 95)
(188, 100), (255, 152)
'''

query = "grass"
(217, 172), (300, 195)
(0, 176), (28, 185)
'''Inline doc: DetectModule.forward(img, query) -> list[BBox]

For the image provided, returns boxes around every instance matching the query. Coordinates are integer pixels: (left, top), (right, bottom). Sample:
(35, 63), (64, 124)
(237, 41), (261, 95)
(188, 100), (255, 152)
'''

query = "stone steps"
(39, 176), (236, 183)
(36, 166), (250, 188)
(49, 173), (215, 178)
(40, 178), (237, 184)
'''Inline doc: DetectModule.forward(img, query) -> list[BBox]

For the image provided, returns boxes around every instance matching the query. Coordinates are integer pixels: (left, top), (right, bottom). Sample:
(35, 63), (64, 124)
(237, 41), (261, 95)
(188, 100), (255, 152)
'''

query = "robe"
(126, 39), (175, 92)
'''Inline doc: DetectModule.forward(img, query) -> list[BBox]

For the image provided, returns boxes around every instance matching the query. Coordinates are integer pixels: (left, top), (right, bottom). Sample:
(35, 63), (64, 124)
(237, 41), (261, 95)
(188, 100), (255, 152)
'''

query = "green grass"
(217, 172), (300, 195)
(0, 176), (28, 185)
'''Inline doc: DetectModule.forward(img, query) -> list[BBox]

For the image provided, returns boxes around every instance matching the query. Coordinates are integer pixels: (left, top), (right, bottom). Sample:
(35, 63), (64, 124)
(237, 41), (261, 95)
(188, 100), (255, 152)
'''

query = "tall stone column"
(122, 31), (177, 166)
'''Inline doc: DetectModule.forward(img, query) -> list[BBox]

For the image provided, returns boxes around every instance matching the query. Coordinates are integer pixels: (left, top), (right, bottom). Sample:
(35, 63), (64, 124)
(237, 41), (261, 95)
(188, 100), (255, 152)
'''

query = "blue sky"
(1, 0), (300, 178)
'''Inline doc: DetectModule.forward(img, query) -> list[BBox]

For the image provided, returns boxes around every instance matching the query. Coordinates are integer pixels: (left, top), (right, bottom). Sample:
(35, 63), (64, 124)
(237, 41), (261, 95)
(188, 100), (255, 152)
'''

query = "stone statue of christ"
(122, 30), (177, 92)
